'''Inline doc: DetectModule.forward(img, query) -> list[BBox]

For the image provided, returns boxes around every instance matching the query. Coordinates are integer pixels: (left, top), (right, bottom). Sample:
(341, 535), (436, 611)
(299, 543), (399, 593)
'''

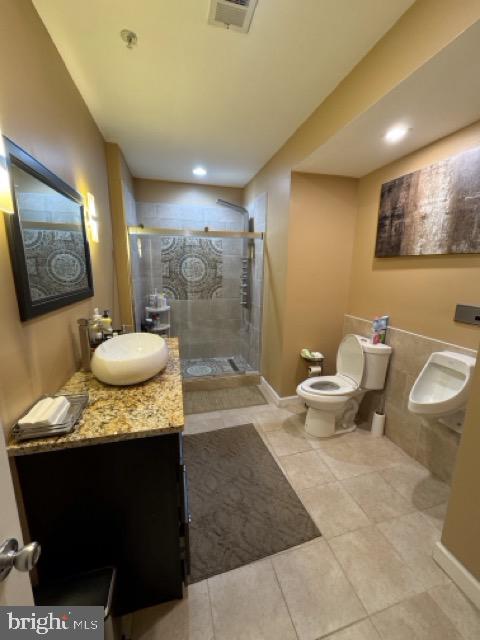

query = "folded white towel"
(18, 398), (54, 426)
(46, 397), (70, 425)
(18, 396), (71, 428)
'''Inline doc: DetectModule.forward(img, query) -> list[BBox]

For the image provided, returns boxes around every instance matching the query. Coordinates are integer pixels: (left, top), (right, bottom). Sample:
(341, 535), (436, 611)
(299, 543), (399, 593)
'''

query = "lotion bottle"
(101, 310), (113, 335)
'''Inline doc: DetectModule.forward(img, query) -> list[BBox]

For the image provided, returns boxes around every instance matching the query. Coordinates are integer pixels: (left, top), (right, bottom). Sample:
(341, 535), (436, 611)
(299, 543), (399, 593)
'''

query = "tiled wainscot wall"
(343, 315), (477, 484)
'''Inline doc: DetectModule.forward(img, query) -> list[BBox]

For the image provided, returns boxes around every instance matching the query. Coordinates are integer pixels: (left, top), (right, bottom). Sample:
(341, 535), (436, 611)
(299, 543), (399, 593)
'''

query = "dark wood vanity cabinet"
(15, 432), (190, 615)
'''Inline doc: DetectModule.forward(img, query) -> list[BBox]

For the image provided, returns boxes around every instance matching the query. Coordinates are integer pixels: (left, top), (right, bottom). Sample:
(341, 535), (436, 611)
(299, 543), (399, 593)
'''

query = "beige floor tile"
(380, 463), (450, 510)
(282, 400), (306, 415)
(318, 450), (377, 480)
(184, 414), (226, 434)
(254, 408), (292, 432)
(266, 422), (312, 457)
(342, 472), (414, 523)
(329, 526), (422, 614)
(429, 582), (480, 640)
(378, 512), (449, 590)
(421, 502), (448, 531)
(371, 592), (462, 639)
(272, 538), (366, 640)
(325, 619), (381, 639)
(208, 559), (297, 640)
(217, 407), (257, 426)
(131, 581), (214, 640)
(281, 450), (335, 491)
(298, 482), (371, 539)
(312, 432), (408, 480)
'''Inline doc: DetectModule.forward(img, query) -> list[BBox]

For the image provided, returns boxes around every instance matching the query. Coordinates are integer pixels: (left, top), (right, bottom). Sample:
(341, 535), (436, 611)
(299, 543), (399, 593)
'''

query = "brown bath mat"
(183, 424), (321, 583)
(183, 385), (267, 414)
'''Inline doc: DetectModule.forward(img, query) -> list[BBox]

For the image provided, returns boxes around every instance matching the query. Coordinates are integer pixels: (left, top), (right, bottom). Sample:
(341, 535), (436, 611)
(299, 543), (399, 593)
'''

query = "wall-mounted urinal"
(408, 351), (476, 432)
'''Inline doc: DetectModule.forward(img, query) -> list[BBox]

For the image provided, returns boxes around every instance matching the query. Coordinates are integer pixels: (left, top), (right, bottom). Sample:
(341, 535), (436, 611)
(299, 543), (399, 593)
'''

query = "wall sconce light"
(85, 192), (99, 243)
(136, 237), (142, 258)
(0, 132), (14, 214)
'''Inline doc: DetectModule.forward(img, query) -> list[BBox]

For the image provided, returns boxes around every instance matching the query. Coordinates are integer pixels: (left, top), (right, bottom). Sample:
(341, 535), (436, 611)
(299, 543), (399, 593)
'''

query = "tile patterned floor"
(181, 355), (254, 378)
(131, 399), (480, 640)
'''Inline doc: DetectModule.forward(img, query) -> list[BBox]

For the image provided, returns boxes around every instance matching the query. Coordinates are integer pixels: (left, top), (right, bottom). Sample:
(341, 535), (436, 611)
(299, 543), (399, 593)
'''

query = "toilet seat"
(300, 374), (358, 397)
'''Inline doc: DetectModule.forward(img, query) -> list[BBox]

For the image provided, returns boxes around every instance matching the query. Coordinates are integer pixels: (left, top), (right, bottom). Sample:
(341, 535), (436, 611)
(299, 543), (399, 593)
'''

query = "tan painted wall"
(134, 178), (243, 207)
(105, 143), (135, 327)
(245, 0), (480, 394)
(281, 173), (358, 394)
(442, 349), (480, 580)
(0, 0), (116, 431)
(349, 120), (480, 350)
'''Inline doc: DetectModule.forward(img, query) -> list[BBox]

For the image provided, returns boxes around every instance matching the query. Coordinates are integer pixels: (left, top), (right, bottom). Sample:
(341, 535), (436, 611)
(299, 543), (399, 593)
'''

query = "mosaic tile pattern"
(161, 237), (222, 300)
(181, 355), (254, 378)
(24, 230), (88, 300)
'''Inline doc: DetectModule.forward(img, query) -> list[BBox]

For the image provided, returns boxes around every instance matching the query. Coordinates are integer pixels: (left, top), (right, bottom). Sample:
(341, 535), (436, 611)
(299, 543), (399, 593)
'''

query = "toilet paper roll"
(308, 365), (322, 377)
(371, 411), (386, 437)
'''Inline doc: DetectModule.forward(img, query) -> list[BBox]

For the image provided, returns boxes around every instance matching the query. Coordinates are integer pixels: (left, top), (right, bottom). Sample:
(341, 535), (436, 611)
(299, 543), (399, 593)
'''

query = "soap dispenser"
(101, 310), (113, 336)
(89, 308), (103, 345)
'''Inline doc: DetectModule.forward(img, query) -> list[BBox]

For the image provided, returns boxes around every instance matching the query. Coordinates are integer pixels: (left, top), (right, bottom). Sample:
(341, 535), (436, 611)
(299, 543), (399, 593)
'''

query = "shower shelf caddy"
(145, 305), (171, 337)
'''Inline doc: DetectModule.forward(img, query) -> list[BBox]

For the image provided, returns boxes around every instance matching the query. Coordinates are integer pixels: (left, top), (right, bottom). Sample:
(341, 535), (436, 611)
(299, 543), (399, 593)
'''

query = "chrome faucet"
(77, 319), (93, 372)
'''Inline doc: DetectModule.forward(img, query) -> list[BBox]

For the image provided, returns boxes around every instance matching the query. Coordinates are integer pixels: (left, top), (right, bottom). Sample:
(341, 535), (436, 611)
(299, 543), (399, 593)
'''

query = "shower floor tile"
(181, 355), (254, 378)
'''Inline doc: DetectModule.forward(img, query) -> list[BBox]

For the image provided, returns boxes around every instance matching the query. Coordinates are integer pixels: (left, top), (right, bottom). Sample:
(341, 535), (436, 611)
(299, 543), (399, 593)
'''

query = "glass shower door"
(129, 227), (263, 378)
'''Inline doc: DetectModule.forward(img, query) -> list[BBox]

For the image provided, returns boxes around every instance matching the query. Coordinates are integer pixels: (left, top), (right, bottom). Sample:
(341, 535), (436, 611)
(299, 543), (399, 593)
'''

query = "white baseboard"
(259, 377), (303, 408)
(434, 541), (480, 609)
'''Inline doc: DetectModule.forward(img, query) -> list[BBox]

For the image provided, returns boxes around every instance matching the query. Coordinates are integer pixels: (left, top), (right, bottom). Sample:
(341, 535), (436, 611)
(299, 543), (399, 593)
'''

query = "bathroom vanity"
(7, 338), (189, 616)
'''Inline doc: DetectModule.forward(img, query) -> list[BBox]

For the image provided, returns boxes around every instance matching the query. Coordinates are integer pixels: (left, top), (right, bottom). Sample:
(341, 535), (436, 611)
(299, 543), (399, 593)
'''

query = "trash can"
(34, 567), (119, 640)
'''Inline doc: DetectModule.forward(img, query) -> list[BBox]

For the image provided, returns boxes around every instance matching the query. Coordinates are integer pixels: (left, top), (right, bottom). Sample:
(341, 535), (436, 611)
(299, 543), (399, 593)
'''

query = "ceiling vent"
(208, 0), (258, 33)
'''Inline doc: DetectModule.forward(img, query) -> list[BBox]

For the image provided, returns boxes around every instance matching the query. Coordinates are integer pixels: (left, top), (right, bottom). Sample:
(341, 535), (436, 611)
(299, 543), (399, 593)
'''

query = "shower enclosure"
(128, 197), (265, 379)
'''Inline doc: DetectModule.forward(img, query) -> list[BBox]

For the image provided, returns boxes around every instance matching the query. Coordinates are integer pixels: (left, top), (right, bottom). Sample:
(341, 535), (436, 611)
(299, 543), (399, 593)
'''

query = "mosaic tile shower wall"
(160, 237), (223, 300)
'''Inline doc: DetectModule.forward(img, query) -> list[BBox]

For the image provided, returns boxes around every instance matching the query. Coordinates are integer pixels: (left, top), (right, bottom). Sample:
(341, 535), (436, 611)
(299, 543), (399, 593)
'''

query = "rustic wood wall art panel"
(375, 146), (480, 257)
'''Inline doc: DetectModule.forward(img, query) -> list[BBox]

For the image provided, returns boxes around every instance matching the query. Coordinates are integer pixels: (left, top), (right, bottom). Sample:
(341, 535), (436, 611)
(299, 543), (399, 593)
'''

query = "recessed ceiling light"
(384, 124), (409, 144)
(193, 166), (207, 177)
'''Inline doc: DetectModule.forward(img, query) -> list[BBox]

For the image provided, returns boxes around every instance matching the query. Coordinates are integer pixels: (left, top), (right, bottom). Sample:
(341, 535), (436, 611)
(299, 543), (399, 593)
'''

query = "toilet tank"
(356, 336), (392, 390)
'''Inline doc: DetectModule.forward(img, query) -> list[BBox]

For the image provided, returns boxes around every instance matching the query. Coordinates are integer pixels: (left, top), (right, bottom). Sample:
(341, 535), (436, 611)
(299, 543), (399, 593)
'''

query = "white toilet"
(296, 334), (392, 438)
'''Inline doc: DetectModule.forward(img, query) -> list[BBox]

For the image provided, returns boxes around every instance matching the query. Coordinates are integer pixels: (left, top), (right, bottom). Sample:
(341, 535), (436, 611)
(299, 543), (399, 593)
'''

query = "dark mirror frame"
(3, 138), (94, 321)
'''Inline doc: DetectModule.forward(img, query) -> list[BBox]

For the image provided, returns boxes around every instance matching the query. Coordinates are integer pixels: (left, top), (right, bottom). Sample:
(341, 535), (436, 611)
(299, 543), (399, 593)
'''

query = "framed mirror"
(3, 138), (94, 320)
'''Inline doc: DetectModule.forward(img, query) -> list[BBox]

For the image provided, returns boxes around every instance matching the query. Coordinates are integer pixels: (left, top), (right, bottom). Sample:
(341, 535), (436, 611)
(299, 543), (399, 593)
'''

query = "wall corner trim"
(260, 376), (303, 409)
(433, 541), (480, 609)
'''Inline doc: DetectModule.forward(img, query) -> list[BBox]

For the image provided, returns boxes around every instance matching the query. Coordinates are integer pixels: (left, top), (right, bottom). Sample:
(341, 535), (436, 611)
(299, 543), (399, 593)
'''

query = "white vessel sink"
(91, 333), (169, 386)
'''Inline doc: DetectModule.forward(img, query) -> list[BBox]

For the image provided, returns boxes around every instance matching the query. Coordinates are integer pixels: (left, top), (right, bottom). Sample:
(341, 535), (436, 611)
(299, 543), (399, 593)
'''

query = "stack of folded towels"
(17, 396), (71, 436)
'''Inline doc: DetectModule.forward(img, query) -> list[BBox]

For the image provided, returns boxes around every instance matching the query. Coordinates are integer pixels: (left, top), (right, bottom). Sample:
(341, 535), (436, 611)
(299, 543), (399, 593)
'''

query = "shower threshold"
(181, 356), (254, 379)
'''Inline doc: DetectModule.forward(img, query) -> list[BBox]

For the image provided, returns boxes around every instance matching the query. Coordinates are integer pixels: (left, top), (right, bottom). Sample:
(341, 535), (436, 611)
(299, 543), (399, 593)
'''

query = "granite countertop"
(8, 338), (184, 457)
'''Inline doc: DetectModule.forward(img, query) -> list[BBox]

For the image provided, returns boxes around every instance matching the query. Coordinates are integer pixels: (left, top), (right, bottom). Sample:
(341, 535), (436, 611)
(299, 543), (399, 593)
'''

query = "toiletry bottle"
(90, 308), (103, 345)
(101, 310), (113, 336)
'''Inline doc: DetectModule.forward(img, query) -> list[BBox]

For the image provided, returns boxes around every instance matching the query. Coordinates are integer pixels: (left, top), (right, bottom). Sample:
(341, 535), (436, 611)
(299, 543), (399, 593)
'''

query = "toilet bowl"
(408, 350), (476, 417)
(297, 334), (392, 438)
